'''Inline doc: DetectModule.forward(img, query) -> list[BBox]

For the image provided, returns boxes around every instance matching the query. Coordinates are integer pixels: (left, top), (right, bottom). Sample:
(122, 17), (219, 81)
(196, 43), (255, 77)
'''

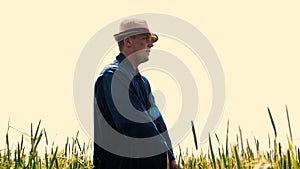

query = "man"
(94, 18), (182, 169)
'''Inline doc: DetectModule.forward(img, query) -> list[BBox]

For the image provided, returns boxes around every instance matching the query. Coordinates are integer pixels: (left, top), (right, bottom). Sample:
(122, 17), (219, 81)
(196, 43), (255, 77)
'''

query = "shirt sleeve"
(142, 77), (176, 161)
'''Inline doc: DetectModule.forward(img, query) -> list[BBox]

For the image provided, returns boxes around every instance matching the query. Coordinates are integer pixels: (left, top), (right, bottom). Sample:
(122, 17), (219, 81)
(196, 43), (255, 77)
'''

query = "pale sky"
(1, 1), (300, 155)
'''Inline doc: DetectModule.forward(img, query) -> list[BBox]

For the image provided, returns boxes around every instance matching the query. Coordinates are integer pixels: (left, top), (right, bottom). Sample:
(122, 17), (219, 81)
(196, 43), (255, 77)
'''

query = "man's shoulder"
(140, 75), (149, 82)
(95, 61), (131, 84)
(94, 63), (118, 85)
(101, 63), (119, 75)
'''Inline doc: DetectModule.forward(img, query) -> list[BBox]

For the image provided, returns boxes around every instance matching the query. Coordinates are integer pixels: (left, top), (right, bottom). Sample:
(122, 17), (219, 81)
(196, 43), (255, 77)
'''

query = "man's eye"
(143, 37), (150, 41)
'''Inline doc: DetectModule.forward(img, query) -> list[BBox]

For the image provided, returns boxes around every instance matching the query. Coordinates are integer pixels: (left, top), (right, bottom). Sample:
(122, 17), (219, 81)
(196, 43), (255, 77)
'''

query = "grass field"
(182, 106), (298, 169)
(0, 120), (93, 168)
(1, 107), (299, 168)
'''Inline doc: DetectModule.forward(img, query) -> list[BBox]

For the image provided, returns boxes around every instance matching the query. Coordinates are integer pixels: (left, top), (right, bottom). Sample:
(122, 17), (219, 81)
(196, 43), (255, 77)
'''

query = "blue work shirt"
(94, 53), (175, 169)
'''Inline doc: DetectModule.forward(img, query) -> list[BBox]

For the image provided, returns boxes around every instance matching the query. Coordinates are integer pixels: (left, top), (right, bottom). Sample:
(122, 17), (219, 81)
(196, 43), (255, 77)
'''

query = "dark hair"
(118, 40), (124, 51)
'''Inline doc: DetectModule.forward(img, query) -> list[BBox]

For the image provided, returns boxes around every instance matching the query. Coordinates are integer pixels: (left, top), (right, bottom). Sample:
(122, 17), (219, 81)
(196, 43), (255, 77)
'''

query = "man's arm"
(144, 77), (176, 161)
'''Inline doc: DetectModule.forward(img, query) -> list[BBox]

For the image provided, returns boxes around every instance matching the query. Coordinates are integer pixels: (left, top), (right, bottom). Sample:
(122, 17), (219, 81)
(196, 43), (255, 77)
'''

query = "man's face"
(130, 33), (154, 64)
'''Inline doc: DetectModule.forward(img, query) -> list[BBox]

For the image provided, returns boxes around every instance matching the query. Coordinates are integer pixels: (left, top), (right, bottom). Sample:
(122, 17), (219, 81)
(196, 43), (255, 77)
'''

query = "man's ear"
(123, 37), (132, 47)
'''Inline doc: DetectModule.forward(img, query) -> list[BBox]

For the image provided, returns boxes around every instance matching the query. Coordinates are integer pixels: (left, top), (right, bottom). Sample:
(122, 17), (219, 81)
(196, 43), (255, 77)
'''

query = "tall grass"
(0, 120), (93, 168)
(1, 106), (299, 168)
(178, 106), (299, 169)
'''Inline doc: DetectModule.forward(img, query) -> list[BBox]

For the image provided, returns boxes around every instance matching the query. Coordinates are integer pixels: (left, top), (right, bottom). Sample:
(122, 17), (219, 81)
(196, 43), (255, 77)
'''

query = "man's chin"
(142, 58), (149, 63)
(139, 57), (149, 64)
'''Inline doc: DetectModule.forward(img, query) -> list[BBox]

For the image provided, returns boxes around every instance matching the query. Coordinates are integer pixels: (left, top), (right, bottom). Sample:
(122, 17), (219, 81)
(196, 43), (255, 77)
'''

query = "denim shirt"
(94, 53), (175, 169)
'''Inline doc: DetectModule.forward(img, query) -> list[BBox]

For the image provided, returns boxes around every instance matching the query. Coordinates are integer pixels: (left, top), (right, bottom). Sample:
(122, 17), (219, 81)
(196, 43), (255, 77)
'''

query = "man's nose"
(148, 41), (154, 48)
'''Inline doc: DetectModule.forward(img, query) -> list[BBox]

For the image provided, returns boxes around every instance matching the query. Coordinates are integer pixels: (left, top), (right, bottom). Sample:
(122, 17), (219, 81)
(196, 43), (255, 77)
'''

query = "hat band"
(114, 28), (151, 42)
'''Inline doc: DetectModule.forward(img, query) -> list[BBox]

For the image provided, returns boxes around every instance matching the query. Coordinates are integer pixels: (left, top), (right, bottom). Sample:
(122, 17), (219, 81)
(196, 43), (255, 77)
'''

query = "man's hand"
(169, 160), (183, 169)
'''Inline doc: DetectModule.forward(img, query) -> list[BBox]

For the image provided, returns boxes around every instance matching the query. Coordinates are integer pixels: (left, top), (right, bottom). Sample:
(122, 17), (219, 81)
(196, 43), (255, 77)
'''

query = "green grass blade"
(17, 143), (21, 167)
(33, 120), (42, 142)
(221, 148), (227, 168)
(286, 105), (293, 142)
(191, 120), (198, 150)
(283, 154), (287, 169)
(49, 146), (58, 169)
(31, 122), (33, 144)
(268, 134), (271, 150)
(75, 132), (82, 152)
(55, 158), (59, 168)
(236, 134), (239, 151)
(287, 136), (298, 168)
(267, 107), (277, 138)
(255, 137), (259, 157)
(45, 148), (49, 169)
(14, 147), (18, 168)
(279, 142), (282, 158)
(215, 134), (220, 145)
(287, 149), (291, 169)
(20, 135), (24, 152)
(6, 133), (10, 165)
(44, 128), (49, 146)
(209, 133), (217, 169)
(246, 139), (254, 160)
(65, 137), (69, 157)
(274, 139), (278, 161)
(297, 148), (300, 164)
(178, 144), (184, 167)
(217, 148), (222, 169)
(225, 120), (229, 157)
(238, 126), (245, 158)
(33, 131), (43, 152)
(233, 145), (242, 169)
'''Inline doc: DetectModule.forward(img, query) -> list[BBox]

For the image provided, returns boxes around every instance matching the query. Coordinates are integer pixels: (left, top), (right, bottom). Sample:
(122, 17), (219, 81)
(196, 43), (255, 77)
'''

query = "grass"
(0, 106), (299, 168)
(178, 106), (299, 169)
(0, 120), (93, 168)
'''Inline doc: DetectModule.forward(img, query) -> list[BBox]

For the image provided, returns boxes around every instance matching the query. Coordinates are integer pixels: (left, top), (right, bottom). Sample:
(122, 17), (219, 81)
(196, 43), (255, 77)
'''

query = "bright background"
(1, 1), (300, 155)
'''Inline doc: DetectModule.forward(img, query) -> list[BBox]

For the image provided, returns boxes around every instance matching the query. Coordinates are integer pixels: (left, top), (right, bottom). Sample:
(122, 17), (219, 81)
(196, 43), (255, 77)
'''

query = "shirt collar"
(116, 53), (126, 63)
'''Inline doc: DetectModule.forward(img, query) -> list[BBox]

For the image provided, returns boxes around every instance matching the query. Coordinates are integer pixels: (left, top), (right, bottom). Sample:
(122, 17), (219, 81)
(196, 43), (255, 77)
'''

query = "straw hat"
(113, 18), (158, 43)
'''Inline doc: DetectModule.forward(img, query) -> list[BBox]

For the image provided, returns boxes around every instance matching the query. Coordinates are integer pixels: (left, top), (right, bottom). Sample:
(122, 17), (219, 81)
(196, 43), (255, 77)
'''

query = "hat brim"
(149, 33), (158, 43)
(114, 28), (158, 43)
